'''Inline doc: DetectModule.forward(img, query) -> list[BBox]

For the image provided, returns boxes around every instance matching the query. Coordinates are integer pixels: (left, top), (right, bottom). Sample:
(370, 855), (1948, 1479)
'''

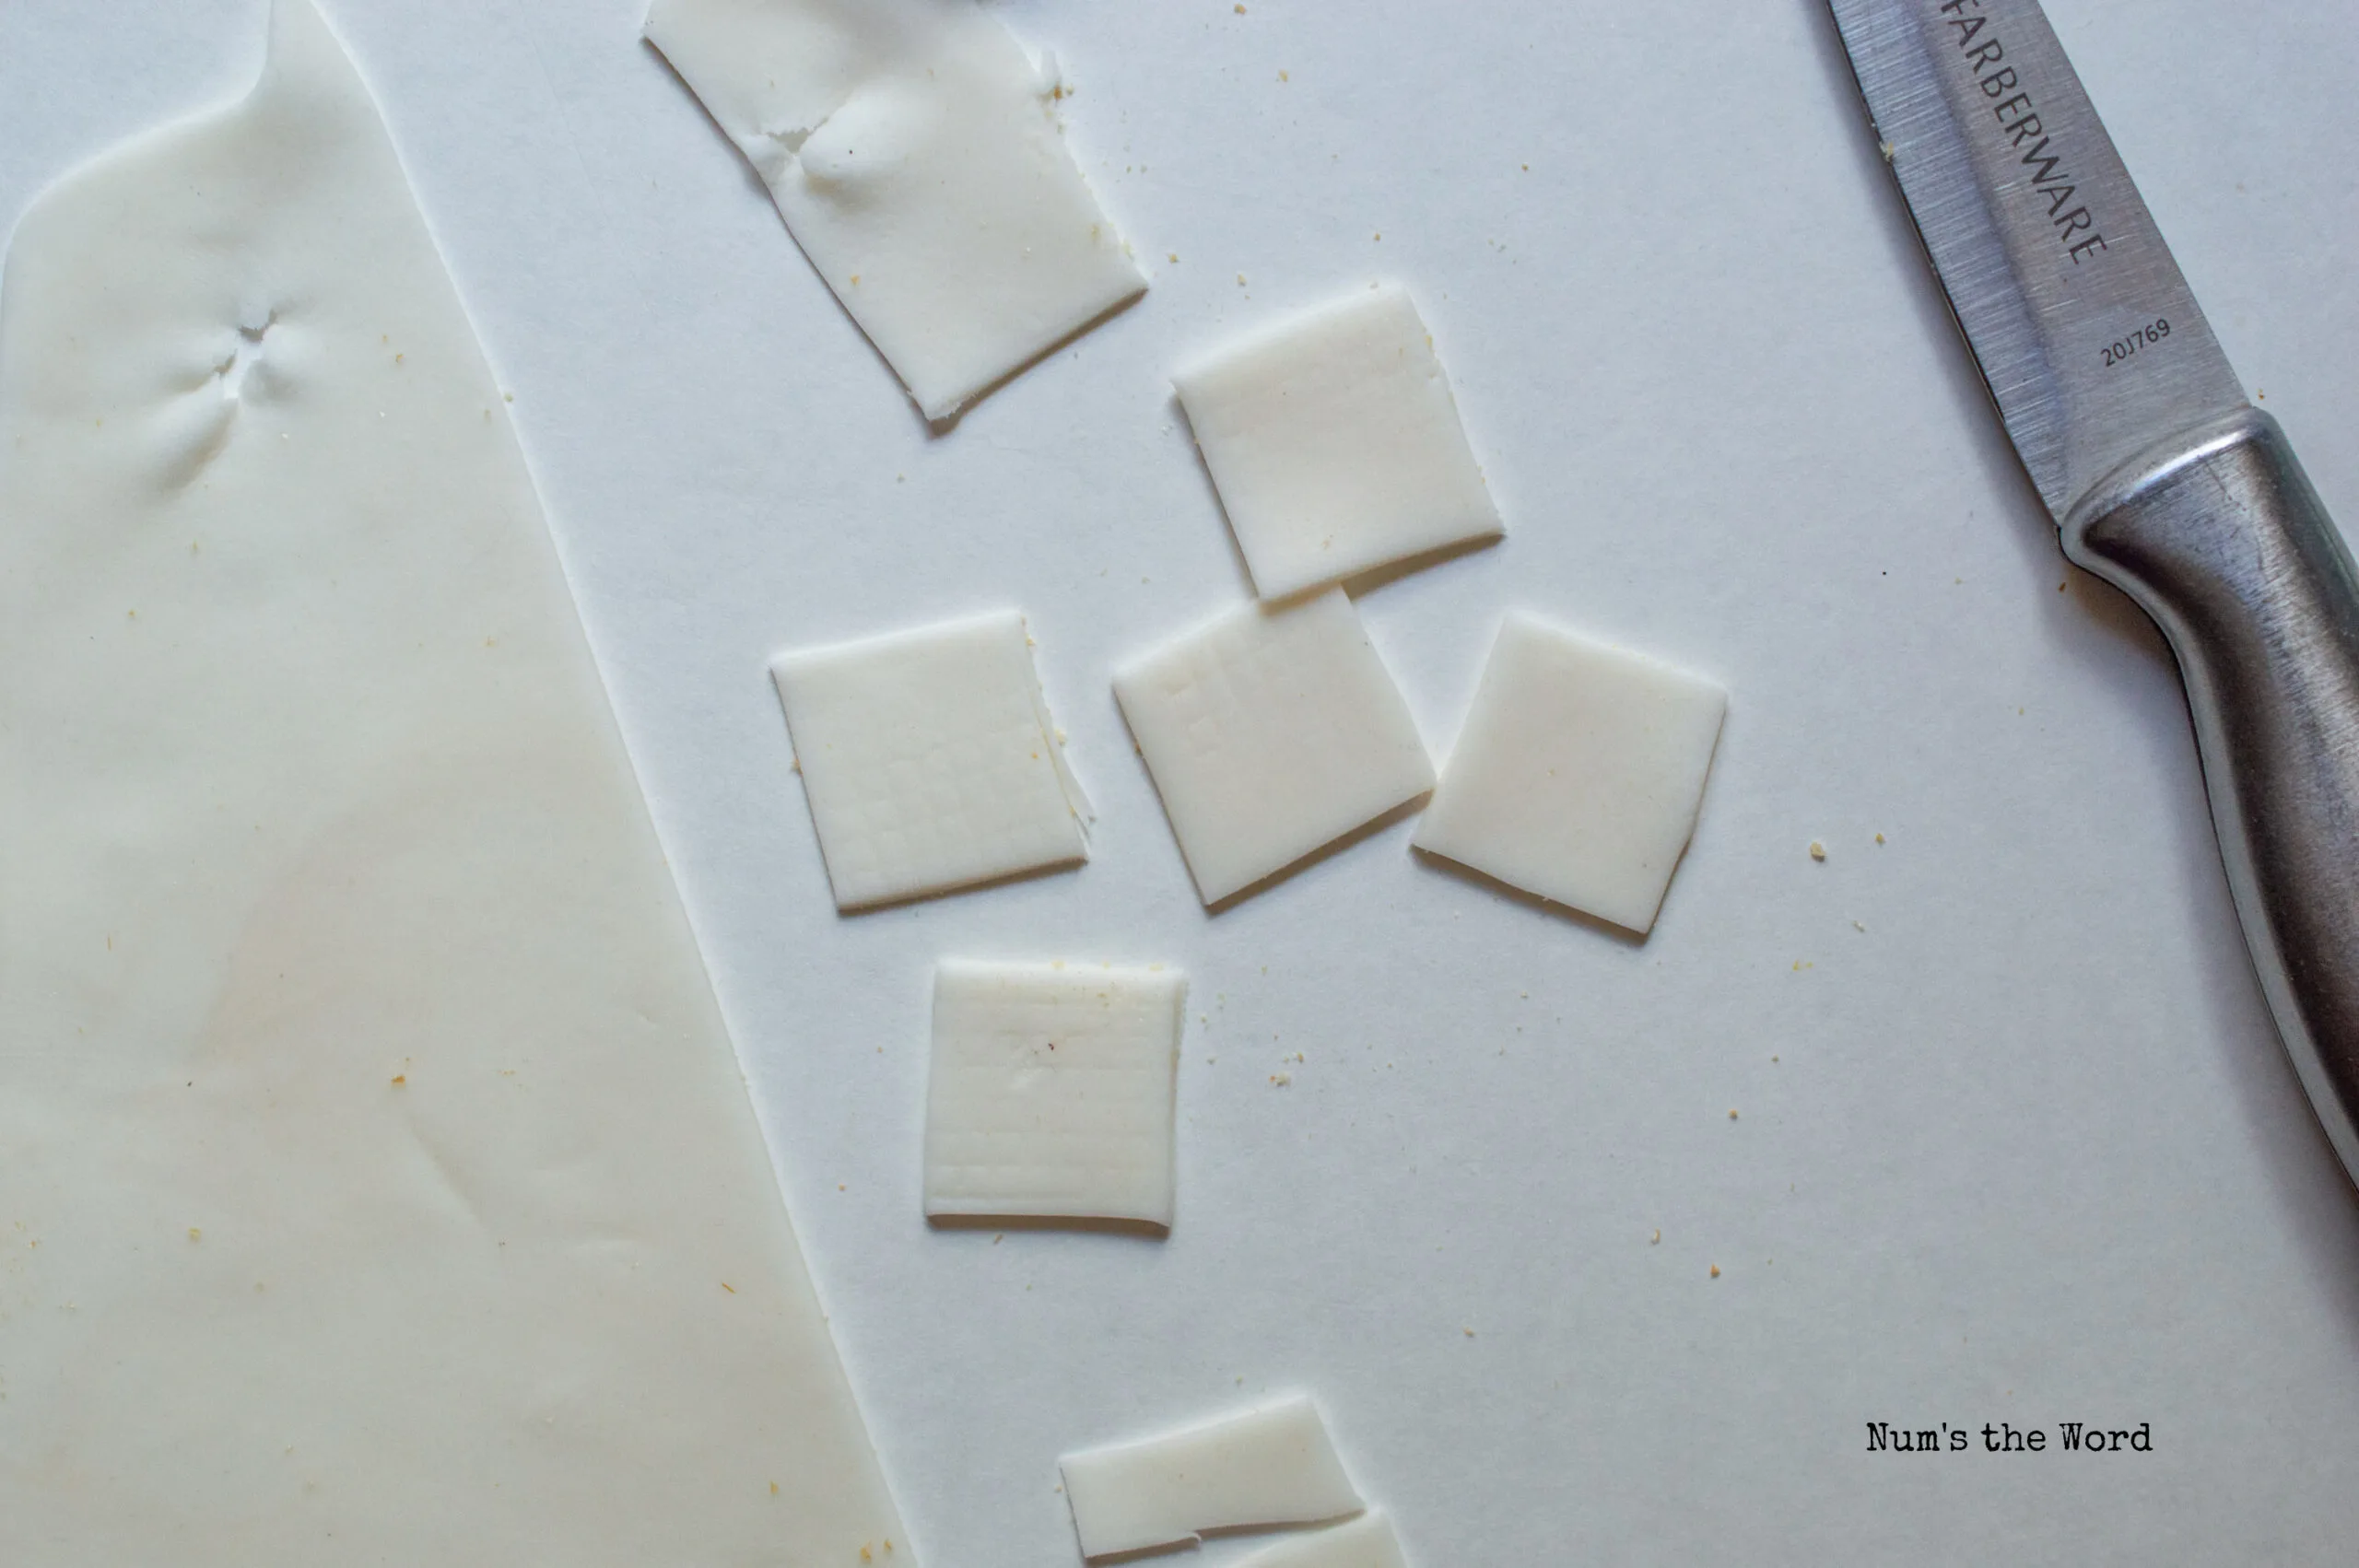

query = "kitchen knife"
(1825, 0), (2359, 1184)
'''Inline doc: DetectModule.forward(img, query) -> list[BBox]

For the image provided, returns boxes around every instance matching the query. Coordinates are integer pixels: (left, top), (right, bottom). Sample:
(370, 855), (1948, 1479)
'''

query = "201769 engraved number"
(2103, 317), (2170, 368)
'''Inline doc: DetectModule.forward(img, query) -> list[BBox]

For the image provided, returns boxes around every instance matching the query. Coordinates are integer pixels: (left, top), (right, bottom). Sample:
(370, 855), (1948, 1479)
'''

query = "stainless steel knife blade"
(1826, 0), (2359, 1188)
(1827, 0), (2247, 517)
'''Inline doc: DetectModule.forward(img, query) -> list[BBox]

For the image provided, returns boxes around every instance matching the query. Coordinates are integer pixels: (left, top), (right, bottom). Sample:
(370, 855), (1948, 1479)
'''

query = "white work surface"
(5, 1), (2356, 1561)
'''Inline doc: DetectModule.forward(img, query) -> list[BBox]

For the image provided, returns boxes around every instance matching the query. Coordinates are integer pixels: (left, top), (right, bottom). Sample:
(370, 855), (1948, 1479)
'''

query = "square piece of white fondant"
(1414, 612), (1725, 933)
(771, 611), (1087, 910)
(1112, 589), (1433, 905)
(1174, 283), (1501, 600)
(924, 960), (1184, 1225)
(645, 0), (1146, 421)
(1059, 1393), (1365, 1560)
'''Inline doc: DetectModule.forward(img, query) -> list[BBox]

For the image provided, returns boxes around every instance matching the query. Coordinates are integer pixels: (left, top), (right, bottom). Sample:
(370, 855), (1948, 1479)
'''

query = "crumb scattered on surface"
(1462, 1328), (1474, 1338)
(721, 1281), (736, 1293)
(1729, 1109), (1739, 1120)
(1875, 832), (1885, 844)
(390, 1074), (406, 1086)
(1270, 1071), (1292, 1087)
(1809, 840), (1826, 861)
(1710, 1264), (1721, 1279)
(187, 1227), (201, 1241)
(1650, 1229), (1661, 1245)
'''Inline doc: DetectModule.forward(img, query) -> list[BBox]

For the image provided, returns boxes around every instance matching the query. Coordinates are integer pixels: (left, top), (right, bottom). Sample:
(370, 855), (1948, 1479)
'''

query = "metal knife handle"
(2063, 406), (2359, 1183)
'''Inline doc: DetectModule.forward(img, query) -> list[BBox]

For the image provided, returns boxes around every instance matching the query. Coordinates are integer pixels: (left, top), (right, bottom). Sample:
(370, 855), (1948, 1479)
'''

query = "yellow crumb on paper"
(1875, 832), (1886, 844)
(720, 1281), (736, 1293)
(1791, 959), (1813, 972)
(390, 1074), (406, 1086)
(1462, 1328), (1474, 1338)
(187, 1227), (202, 1241)
(1728, 1109), (1739, 1120)
(1650, 1229), (1661, 1245)
(1710, 1264), (1721, 1279)
(1809, 840), (1826, 860)
(1269, 1071), (1291, 1086)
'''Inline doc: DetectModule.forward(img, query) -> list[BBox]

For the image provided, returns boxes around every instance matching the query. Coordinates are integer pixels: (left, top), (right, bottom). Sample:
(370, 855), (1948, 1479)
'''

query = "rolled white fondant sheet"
(0, 4), (909, 1562)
